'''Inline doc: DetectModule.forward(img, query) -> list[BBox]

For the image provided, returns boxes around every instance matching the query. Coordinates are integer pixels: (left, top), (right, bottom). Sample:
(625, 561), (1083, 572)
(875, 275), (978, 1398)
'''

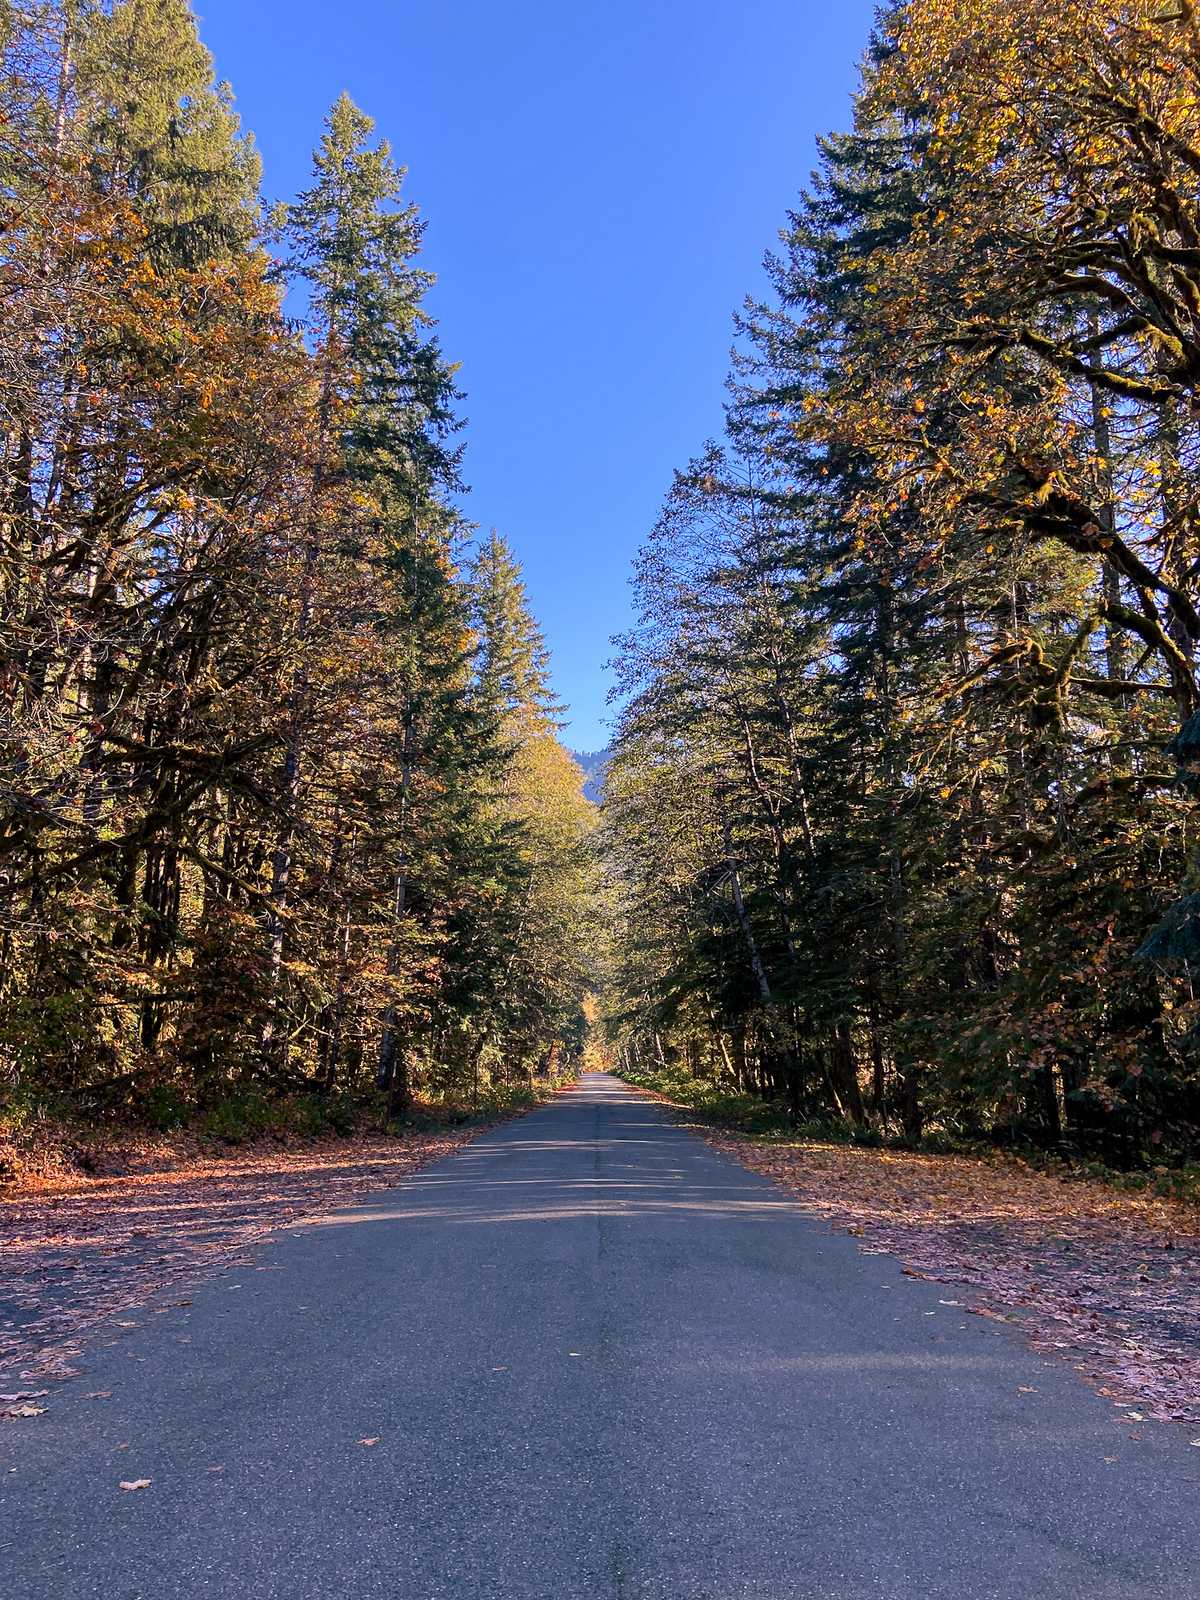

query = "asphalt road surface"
(3, 1072), (1196, 1599)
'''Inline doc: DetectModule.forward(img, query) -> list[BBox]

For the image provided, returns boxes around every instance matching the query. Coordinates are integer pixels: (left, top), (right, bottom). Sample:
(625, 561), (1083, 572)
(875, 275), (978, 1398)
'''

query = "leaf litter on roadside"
(1, 1131), (482, 1385)
(689, 1121), (1200, 1426)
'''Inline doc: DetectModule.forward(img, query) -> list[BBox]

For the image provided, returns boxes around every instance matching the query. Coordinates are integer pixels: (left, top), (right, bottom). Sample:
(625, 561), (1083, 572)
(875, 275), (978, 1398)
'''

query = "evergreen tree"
(75, 0), (262, 263)
(285, 90), (460, 500)
(457, 533), (596, 1091)
(469, 530), (559, 730)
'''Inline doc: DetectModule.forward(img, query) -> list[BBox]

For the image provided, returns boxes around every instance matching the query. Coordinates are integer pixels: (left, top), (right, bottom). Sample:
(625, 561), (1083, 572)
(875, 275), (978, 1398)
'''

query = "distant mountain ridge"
(571, 748), (610, 804)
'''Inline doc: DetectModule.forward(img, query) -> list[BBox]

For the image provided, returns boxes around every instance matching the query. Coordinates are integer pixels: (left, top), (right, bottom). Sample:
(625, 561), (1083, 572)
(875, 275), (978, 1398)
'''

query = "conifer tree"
(469, 531), (559, 730)
(75, 0), (262, 263)
(460, 533), (596, 1090)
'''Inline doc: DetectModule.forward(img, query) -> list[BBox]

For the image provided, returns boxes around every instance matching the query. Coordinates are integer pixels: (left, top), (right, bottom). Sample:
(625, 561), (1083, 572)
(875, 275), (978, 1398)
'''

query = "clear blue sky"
(197, 0), (878, 749)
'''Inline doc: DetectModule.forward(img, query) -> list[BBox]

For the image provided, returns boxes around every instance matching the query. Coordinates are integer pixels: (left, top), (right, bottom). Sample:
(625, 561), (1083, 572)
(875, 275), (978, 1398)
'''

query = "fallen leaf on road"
(85, 1390), (112, 1399)
(357, 1437), (380, 1447)
(118, 1479), (150, 1491)
(3, 1403), (46, 1418)
(0, 1390), (48, 1401)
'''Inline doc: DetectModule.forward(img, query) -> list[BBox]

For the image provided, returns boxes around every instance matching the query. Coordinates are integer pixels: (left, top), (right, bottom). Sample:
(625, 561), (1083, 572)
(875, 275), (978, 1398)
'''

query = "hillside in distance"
(571, 748), (610, 804)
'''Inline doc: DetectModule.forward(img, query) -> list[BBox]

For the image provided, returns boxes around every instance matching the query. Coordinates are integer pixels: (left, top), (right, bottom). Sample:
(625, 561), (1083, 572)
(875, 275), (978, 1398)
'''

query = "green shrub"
(199, 1092), (274, 1143)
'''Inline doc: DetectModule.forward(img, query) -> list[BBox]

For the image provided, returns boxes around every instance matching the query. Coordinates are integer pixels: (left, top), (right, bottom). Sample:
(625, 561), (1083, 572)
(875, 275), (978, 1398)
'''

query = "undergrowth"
(615, 1063), (1200, 1204)
(0, 1072), (577, 1187)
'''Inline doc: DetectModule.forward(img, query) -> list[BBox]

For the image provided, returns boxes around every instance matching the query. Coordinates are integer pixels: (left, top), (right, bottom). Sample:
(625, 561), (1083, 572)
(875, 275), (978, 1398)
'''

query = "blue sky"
(197, 0), (878, 749)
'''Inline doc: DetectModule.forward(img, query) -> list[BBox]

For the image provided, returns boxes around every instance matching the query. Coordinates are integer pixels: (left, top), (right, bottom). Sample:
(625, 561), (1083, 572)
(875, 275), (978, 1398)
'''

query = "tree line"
(0, 1), (598, 1127)
(602, 0), (1200, 1163)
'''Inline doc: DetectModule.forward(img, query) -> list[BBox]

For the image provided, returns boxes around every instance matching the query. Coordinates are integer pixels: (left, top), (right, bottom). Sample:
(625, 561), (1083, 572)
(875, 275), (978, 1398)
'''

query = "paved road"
(2, 1073), (1196, 1598)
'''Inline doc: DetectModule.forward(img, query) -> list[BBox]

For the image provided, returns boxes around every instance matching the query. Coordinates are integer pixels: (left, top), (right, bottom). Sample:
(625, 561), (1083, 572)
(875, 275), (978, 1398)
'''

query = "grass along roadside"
(616, 1064), (1200, 1430)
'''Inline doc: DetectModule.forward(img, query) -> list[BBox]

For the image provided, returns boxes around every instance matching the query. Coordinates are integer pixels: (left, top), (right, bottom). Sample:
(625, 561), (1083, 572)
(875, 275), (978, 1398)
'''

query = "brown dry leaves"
(697, 1125), (1200, 1425)
(0, 1129), (482, 1384)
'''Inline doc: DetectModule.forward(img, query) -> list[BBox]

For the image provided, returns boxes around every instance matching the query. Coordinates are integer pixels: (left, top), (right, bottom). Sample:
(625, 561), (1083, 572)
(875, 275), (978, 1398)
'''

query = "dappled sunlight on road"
(307, 1186), (796, 1227)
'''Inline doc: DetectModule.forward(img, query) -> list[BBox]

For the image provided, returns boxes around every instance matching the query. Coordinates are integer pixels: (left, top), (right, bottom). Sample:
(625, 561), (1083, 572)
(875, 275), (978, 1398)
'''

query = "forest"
(602, 0), (1200, 1166)
(5, 10), (1200, 1594)
(4, 0), (1200, 1175)
(0, 0), (600, 1132)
